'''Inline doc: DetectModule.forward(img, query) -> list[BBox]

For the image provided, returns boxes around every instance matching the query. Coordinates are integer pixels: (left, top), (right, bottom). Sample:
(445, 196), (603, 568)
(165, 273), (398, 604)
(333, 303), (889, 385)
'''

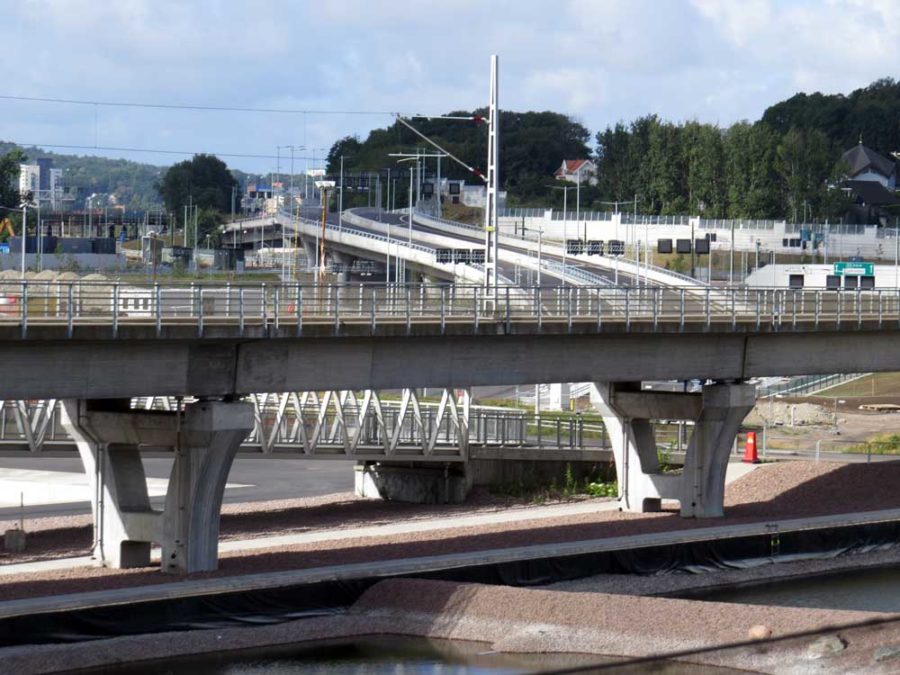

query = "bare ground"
(3, 461), (900, 602)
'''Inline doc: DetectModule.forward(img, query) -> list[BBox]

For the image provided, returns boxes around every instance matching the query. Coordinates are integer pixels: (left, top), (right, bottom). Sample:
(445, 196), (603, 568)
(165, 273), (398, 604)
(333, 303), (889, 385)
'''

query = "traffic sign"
(833, 261), (874, 276)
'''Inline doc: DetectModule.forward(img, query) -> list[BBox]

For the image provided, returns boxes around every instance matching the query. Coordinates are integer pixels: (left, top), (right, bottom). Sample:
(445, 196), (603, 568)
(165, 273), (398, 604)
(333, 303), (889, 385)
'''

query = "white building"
(554, 159), (598, 186)
(18, 164), (39, 200)
(48, 168), (63, 209)
(745, 262), (899, 290)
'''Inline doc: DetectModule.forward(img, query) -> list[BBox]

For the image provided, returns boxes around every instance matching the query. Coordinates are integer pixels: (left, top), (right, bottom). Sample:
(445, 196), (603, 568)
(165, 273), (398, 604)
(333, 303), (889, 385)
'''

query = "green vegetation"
(490, 462), (617, 503)
(158, 154), (238, 246)
(328, 77), (900, 223)
(326, 110), (592, 209)
(595, 79), (900, 223)
(848, 433), (900, 455)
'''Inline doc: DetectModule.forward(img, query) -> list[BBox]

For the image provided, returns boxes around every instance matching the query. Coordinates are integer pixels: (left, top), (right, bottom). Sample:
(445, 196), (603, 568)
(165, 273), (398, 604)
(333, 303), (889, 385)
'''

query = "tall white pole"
(20, 204), (26, 278)
(483, 54), (500, 303)
(408, 165), (414, 245)
(339, 155), (344, 233)
(562, 188), (567, 285)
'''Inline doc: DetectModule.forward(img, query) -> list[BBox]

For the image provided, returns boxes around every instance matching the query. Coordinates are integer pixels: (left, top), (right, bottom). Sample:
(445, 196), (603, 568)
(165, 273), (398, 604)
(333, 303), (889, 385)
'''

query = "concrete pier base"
(355, 462), (469, 504)
(62, 398), (253, 573)
(594, 381), (754, 518)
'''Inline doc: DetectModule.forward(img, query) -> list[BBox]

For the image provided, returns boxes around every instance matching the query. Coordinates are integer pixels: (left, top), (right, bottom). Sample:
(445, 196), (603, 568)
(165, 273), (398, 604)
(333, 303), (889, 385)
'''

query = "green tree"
(723, 122), (781, 219)
(776, 128), (833, 222)
(0, 149), (26, 209)
(158, 154), (238, 215)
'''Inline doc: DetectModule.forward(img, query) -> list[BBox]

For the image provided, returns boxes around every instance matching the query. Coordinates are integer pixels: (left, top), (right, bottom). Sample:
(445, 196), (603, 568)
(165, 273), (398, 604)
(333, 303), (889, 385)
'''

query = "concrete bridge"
(2, 278), (898, 574)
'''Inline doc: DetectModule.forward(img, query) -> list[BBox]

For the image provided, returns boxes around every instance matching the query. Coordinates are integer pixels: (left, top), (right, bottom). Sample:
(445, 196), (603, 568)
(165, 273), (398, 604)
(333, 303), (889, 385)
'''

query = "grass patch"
(489, 462), (617, 503)
(846, 433), (900, 455)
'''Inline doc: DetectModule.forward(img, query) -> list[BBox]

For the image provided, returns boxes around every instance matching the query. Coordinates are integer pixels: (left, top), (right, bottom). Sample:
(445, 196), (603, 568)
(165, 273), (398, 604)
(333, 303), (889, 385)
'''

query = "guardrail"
(412, 209), (707, 288)
(1, 281), (899, 338)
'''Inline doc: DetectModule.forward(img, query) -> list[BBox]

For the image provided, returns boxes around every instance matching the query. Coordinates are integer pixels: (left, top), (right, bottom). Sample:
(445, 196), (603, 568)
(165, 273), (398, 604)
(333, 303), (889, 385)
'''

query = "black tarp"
(4, 519), (900, 647)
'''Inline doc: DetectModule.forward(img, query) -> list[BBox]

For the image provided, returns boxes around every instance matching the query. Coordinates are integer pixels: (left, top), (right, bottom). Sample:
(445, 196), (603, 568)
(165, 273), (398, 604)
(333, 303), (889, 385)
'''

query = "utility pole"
(550, 184), (574, 285)
(339, 155), (344, 232)
(482, 54), (500, 305)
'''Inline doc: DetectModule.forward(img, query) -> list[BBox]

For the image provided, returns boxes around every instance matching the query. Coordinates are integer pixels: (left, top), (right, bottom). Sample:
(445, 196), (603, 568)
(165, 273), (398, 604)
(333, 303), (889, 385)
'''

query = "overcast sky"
(2, 0), (897, 174)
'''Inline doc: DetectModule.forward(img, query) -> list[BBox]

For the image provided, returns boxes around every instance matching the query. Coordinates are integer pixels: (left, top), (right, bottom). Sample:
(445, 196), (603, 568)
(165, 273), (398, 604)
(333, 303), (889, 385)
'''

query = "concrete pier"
(62, 399), (253, 573)
(594, 381), (754, 518)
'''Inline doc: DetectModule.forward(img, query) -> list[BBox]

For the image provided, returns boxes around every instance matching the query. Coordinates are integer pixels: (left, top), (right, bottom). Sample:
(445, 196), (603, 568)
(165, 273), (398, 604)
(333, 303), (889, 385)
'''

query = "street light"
(550, 184), (575, 285)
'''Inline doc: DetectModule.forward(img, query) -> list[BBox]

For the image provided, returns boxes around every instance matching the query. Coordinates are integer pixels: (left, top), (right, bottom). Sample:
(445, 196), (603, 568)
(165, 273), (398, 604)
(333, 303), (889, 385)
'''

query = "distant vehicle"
(0, 295), (19, 316)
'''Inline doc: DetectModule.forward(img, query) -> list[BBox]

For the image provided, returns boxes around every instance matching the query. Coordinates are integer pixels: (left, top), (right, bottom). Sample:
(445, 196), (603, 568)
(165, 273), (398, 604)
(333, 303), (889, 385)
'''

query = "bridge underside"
(0, 328), (898, 401)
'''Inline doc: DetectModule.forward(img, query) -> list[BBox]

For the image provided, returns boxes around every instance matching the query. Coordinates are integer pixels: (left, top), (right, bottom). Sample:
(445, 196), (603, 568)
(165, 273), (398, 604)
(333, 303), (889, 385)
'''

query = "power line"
(5, 141), (325, 163)
(0, 94), (406, 117)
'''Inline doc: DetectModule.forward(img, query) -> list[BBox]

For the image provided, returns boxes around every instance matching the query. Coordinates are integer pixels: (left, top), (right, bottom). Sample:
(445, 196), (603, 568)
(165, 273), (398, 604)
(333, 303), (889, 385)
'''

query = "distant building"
(18, 164), (39, 200)
(18, 161), (66, 209)
(840, 142), (896, 189)
(460, 184), (507, 209)
(48, 168), (63, 209)
(554, 159), (598, 186)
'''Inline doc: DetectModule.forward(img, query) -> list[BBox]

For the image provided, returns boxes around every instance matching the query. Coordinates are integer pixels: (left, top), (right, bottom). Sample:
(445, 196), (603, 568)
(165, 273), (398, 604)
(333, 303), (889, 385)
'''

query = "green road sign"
(833, 261), (874, 276)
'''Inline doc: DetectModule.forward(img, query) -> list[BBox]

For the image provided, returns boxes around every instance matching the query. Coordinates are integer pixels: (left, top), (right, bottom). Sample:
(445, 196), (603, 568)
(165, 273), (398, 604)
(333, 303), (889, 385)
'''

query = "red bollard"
(743, 431), (759, 464)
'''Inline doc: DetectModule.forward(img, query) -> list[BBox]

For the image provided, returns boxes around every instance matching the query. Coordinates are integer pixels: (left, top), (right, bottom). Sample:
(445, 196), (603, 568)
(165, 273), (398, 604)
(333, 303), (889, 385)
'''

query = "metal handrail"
(1, 282), (898, 338)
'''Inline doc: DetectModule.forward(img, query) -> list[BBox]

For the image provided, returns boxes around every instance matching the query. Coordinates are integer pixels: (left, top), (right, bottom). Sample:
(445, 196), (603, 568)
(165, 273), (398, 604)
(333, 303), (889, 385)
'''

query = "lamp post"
(21, 203), (26, 278)
(550, 184), (575, 285)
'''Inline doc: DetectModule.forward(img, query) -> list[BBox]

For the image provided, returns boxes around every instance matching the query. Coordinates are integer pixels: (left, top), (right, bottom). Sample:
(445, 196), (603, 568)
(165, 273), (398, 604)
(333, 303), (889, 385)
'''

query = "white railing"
(1, 281), (900, 338)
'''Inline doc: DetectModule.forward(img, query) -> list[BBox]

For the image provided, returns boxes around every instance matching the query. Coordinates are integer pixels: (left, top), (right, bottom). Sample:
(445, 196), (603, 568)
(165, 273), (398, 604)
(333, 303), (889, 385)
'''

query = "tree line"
(328, 78), (900, 223)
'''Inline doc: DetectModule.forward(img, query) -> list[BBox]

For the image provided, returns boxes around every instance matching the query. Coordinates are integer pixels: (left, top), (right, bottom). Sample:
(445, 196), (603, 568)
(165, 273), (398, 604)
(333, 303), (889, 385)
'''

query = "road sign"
(833, 261), (874, 276)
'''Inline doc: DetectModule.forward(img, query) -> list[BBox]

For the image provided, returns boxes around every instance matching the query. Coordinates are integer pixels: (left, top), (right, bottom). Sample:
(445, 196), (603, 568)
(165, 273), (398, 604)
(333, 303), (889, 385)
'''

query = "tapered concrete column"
(161, 400), (254, 574)
(63, 398), (253, 574)
(593, 381), (754, 519)
(593, 383), (685, 513)
(680, 383), (755, 518)
(61, 400), (173, 568)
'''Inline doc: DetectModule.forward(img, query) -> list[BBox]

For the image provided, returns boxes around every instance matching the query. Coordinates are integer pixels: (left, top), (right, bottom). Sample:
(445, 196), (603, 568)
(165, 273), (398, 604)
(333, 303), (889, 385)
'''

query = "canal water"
(102, 636), (742, 674)
(693, 565), (900, 613)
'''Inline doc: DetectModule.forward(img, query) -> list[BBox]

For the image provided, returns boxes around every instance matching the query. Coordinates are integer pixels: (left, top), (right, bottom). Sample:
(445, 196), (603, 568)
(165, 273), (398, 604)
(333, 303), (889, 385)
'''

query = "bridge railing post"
(505, 286), (510, 333)
(857, 288), (862, 327)
(198, 286), (205, 337)
(154, 283), (161, 336)
(335, 285), (341, 335)
(624, 287), (630, 331)
(239, 287), (245, 335)
(20, 280), (29, 339)
(67, 283), (74, 338)
(814, 290), (820, 328)
(261, 282), (267, 331)
(112, 282), (120, 338)
(296, 284), (302, 336)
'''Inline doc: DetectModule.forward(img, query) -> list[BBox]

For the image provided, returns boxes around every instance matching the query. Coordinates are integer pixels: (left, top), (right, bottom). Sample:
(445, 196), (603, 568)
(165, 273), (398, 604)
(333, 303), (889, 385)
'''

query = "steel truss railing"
(0, 392), (608, 459)
(2, 281), (900, 337)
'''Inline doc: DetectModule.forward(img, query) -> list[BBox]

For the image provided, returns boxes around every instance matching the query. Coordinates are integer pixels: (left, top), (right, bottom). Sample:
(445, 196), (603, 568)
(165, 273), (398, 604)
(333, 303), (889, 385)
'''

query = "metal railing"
(0, 397), (610, 456)
(2, 281), (900, 337)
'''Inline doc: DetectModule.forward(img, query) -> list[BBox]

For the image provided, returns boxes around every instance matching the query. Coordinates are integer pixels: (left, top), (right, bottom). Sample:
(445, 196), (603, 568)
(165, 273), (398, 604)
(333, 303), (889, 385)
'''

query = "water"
(101, 636), (740, 674)
(696, 566), (900, 613)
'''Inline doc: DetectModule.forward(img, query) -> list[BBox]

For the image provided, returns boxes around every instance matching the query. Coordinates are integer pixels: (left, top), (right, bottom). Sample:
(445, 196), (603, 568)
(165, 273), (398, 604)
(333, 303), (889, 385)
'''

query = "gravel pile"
(745, 401), (834, 426)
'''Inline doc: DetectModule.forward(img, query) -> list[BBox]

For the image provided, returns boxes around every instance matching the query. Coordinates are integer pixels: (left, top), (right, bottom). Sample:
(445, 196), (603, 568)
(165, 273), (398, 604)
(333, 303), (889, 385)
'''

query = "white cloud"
(0, 0), (896, 172)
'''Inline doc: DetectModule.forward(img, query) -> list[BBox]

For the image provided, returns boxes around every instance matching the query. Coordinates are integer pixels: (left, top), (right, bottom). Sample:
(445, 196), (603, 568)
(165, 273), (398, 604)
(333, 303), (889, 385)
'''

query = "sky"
(1, 0), (898, 174)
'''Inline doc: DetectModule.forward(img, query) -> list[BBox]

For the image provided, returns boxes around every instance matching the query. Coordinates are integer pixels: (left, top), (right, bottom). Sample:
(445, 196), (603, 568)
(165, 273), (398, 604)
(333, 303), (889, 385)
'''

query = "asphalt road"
(0, 456), (355, 520)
